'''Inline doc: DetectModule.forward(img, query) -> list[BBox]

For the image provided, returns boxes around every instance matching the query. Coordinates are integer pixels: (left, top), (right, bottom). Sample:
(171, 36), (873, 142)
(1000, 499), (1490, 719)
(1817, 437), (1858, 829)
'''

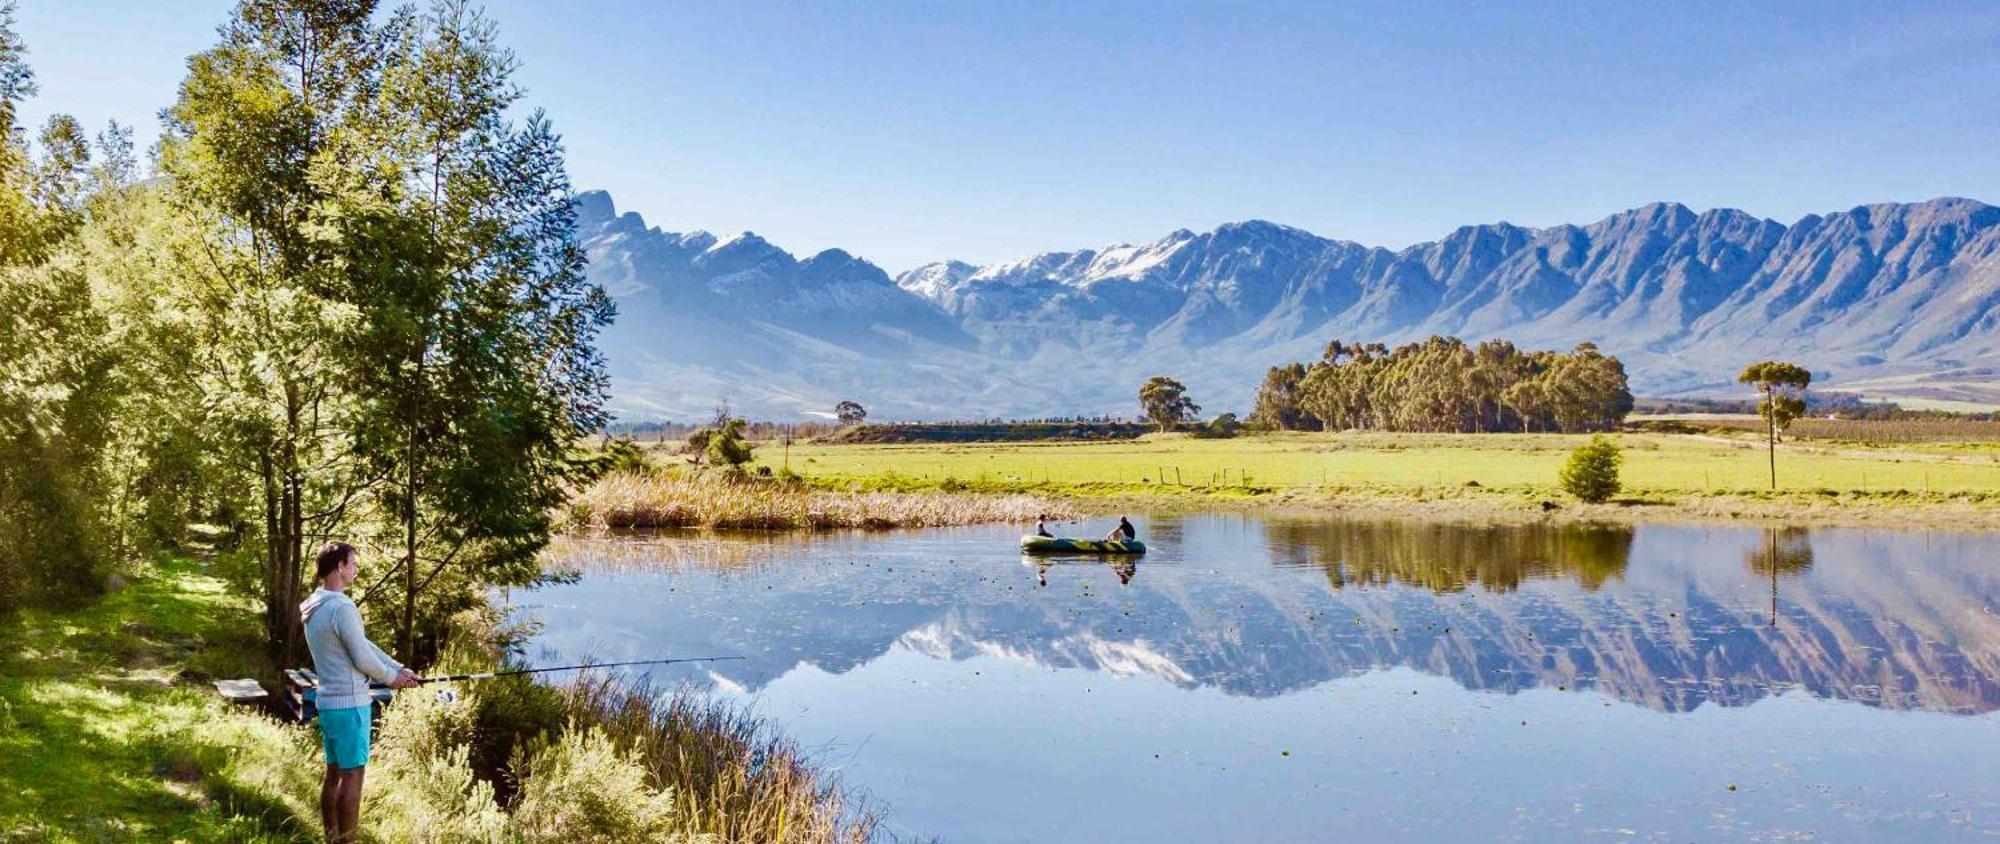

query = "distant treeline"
(1251, 337), (1634, 433)
(1637, 394), (1999, 421)
(607, 415), (1138, 443)
(828, 420), (1150, 444)
(607, 420), (840, 442)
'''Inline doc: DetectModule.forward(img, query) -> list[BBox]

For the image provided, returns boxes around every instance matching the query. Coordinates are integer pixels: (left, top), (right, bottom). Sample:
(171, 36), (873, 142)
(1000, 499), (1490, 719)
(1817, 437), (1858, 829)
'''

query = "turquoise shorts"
(318, 705), (372, 770)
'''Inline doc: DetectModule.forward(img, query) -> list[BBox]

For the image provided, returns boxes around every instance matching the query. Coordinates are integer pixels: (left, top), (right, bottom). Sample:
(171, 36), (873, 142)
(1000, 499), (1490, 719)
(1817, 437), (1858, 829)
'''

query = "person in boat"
(1036, 514), (1054, 538)
(1104, 516), (1136, 543)
(1110, 559), (1136, 585)
(301, 542), (424, 844)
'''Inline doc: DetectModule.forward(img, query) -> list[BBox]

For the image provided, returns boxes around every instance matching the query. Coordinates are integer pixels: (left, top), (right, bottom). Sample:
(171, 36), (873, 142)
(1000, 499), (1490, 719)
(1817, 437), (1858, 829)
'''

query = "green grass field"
(750, 431), (2000, 500)
(0, 557), (308, 843)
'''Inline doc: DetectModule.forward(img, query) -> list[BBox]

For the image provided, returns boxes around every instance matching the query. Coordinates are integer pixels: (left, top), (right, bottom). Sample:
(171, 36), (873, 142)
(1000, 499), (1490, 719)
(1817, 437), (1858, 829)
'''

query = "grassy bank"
(0, 555), (303, 842)
(745, 431), (2000, 527)
(570, 470), (1069, 530)
(0, 555), (875, 842)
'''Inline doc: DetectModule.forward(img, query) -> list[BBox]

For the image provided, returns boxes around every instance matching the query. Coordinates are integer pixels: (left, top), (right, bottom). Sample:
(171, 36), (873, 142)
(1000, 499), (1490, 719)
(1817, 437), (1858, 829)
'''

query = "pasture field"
(736, 431), (2000, 525)
(760, 431), (2000, 494)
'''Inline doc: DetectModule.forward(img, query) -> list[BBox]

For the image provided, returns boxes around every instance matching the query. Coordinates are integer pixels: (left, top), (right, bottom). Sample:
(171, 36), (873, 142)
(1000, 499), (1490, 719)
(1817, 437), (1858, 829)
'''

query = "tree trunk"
(259, 449), (281, 656)
(281, 461), (304, 665)
(401, 464), (416, 665)
(400, 356), (423, 666)
(280, 426), (306, 665)
(1766, 386), (1777, 490)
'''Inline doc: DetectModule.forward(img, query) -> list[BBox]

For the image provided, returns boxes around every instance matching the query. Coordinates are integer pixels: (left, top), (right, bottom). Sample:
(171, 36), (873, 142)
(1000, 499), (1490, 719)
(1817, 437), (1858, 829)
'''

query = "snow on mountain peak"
(1083, 234), (1192, 282)
(707, 231), (778, 255)
(895, 260), (978, 300)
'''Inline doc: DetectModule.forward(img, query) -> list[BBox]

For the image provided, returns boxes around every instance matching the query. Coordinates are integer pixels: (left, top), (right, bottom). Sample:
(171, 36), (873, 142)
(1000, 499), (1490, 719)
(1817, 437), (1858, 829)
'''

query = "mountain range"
(577, 191), (2000, 421)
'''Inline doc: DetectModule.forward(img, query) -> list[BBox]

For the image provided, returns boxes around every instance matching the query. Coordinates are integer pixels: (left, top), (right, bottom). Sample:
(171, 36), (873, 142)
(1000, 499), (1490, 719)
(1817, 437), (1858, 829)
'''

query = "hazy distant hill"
(579, 191), (2000, 421)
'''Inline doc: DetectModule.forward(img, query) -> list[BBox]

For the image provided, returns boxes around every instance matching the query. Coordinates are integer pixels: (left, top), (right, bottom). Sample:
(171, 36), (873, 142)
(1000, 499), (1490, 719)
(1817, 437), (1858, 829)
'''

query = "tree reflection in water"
(1744, 527), (1815, 626)
(1264, 520), (1634, 593)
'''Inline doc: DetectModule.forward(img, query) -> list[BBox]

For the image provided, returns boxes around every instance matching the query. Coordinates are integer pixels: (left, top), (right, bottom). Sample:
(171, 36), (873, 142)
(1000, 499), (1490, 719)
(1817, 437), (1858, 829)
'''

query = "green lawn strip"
(0, 556), (314, 843)
(767, 432), (2000, 521)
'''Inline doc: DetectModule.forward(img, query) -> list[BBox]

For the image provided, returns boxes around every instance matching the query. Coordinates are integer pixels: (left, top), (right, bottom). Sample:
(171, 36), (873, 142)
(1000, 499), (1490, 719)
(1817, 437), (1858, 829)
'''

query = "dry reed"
(573, 470), (1066, 530)
(557, 675), (878, 844)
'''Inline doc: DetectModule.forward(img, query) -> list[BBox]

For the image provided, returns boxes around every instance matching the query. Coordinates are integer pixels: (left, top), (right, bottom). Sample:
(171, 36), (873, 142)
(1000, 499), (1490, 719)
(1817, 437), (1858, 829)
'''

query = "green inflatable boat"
(1019, 535), (1147, 555)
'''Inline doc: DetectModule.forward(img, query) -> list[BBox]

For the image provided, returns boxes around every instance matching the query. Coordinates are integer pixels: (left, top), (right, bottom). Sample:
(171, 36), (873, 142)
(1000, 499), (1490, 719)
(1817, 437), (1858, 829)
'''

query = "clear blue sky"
(17, 1), (2000, 272)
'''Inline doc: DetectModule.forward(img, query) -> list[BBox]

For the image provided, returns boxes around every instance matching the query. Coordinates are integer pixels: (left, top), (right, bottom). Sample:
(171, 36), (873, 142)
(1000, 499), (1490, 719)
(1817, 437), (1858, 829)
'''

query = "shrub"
(682, 429), (713, 465)
(1560, 435), (1623, 503)
(599, 436), (651, 476)
(510, 727), (683, 842)
(367, 683), (509, 842)
(463, 673), (570, 803)
(1188, 413), (1242, 439)
(705, 418), (755, 469)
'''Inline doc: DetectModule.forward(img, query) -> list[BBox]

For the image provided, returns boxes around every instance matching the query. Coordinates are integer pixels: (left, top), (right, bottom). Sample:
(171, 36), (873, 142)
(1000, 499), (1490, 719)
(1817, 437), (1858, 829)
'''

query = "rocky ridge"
(578, 190), (2000, 420)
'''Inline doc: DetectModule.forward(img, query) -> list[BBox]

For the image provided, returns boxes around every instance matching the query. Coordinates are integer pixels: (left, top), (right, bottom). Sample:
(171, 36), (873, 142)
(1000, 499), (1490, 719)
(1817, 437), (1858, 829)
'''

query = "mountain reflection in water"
(528, 516), (2000, 716)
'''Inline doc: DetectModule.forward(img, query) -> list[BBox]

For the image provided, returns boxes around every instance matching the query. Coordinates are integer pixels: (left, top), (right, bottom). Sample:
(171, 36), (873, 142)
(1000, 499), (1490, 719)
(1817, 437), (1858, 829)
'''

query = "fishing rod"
(366, 655), (746, 690)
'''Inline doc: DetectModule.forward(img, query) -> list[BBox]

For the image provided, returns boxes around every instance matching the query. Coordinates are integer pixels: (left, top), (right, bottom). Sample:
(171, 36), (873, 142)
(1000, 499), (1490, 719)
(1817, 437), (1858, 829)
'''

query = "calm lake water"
(516, 516), (2000, 842)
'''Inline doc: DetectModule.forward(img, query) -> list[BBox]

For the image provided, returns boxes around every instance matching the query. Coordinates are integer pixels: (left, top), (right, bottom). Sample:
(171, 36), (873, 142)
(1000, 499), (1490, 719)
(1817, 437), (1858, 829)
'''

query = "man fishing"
(301, 542), (423, 844)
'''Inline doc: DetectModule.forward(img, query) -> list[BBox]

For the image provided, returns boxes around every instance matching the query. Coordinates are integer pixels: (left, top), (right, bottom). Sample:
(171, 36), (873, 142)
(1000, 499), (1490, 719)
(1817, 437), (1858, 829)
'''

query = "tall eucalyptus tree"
(333, 0), (612, 661)
(155, 0), (396, 657)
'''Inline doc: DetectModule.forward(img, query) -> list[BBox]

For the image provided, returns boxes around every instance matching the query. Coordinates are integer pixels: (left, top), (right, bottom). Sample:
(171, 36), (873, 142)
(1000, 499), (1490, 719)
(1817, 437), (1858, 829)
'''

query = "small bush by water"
(573, 469), (1065, 530)
(1561, 435), (1623, 503)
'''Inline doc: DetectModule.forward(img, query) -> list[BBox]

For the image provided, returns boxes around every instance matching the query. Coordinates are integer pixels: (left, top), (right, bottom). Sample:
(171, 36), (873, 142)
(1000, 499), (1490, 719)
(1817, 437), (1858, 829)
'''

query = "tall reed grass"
(135, 591), (869, 843)
(572, 470), (1064, 530)
(557, 675), (876, 843)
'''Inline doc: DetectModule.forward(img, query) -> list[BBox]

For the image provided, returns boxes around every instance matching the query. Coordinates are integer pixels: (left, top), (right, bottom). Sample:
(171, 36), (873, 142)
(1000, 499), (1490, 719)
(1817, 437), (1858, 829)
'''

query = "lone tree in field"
(1737, 361), (1811, 489)
(1139, 376), (1201, 432)
(1560, 435), (1623, 504)
(835, 400), (867, 425)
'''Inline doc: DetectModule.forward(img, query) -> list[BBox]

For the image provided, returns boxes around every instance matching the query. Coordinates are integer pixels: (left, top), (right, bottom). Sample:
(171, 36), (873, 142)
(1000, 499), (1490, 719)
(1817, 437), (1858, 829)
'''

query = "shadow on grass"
(0, 676), (309, 842)
(142, 726), (322, 843)
(0, 555), (313, 842)
(1612, 496), (1675, 507)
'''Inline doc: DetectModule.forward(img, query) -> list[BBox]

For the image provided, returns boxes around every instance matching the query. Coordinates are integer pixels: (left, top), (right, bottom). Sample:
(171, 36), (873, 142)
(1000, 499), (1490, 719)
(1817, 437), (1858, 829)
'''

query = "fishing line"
(364, 655), (746, 703)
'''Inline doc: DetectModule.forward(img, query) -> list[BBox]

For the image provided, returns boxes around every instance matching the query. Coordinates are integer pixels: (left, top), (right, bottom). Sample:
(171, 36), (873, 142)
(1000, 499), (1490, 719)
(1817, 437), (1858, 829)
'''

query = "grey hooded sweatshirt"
(300, 587), (404, 711)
